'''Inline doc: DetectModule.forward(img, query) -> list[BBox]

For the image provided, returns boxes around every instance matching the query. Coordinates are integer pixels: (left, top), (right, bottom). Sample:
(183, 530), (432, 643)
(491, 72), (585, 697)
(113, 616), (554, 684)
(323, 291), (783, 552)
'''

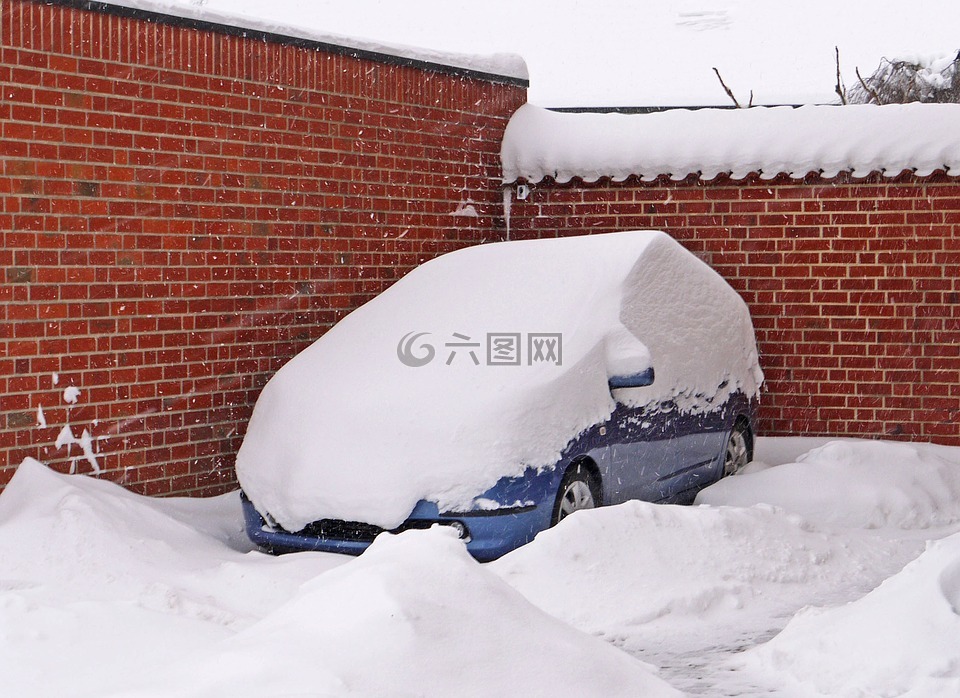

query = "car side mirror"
(608, 367), (655, 390)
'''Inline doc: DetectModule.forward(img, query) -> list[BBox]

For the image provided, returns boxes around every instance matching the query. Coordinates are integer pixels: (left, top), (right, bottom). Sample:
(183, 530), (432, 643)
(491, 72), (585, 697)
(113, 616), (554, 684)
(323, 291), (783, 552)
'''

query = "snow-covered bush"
(849, 52), (960, 104)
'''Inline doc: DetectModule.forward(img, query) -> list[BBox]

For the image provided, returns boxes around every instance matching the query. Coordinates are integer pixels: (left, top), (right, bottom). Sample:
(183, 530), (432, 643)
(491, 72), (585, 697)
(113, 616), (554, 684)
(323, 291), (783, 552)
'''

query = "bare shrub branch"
(712, 67), (743, 108)
(856, 67), (883, 105)
(835, 46), (848, 105)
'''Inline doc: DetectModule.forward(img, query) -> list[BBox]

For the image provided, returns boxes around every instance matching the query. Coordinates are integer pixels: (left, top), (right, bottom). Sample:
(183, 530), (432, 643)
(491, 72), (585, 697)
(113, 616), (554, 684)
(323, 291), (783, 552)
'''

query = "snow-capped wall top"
(98, 0), (528, 84)
(501, 103), (960, 184)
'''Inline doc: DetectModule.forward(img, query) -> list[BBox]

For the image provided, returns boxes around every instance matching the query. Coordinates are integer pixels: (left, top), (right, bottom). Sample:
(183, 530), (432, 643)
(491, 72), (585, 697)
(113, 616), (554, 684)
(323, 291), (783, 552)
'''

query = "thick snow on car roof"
(237, 231), (762, 531)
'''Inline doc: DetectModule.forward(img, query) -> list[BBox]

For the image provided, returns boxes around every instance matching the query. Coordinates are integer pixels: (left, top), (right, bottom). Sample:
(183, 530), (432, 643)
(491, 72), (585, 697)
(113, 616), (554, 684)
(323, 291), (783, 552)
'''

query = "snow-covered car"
(238, 230), (763, 561)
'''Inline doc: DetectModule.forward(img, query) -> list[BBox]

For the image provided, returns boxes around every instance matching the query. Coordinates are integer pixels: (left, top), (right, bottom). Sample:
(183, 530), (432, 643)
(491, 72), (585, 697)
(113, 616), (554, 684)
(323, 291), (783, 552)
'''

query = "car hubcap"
(724, 429), (749, 476)
(558, 479), (595, 520)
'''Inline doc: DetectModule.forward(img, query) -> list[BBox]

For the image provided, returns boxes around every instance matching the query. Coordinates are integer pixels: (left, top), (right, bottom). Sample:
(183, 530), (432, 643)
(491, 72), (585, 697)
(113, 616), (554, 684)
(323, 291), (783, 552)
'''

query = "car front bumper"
(241, 468), (560, 562)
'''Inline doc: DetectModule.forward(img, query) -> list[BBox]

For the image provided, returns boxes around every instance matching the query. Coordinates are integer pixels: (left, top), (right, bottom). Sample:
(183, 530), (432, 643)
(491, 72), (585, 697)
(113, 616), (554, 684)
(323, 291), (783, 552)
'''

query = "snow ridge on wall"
(501, 103), (960, 184)
(99, 0), (528, 83)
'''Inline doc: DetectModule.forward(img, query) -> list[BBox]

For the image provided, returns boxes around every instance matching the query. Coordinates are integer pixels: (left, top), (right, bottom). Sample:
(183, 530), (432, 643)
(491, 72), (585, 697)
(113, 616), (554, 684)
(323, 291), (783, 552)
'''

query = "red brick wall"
(0, 0), (526, 494)
(505, 173), (960, 445)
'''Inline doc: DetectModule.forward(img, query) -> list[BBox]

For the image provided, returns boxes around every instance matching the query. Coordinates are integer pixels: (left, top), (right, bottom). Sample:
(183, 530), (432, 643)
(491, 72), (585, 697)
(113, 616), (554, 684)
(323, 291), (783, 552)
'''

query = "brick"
(5, 266), (34, 283)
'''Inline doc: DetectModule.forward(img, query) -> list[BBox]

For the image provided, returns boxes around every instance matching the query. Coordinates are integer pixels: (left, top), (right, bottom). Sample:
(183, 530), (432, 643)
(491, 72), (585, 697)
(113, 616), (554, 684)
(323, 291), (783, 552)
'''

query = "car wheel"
(723, 422), (753, 477)
(551, 463), (600, 526)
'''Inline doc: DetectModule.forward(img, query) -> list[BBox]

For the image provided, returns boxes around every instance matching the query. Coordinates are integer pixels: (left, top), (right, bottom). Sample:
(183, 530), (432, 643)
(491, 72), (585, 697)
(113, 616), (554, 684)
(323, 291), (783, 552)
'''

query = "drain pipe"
(501, 183), (530, 241)
(502, 185), (512, 241)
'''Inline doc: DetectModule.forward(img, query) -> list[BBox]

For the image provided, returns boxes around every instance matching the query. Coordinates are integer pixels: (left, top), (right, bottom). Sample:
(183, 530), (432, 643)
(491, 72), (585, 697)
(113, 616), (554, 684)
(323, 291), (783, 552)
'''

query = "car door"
(601, 387), (679, 505)
(655, 397), (729, 501)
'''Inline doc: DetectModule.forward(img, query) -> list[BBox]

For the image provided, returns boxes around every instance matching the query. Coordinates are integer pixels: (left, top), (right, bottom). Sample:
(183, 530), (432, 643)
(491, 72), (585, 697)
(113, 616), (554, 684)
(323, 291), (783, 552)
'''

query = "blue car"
(238, 231), (762, 561)
(241, 393), (755, 561)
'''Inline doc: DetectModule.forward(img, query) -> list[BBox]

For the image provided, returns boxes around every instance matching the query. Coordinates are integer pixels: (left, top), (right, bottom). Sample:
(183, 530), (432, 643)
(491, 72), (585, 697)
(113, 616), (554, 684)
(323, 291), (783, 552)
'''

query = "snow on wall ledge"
(501, 103), (960, 184)
(99, 0), (528, 83)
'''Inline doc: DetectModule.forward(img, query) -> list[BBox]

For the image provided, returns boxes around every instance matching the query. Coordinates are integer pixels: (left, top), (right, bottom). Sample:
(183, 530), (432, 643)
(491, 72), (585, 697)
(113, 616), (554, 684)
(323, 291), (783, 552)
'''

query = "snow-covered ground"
(3, 437), (960, 696)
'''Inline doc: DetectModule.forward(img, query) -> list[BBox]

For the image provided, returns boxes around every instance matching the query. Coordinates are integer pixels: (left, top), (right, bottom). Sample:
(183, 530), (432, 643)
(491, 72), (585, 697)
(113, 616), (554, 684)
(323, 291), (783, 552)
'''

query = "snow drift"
(698, 439), (960, 530)
(3, 437), (960, 696)
(491, 498), (915, 642)
(745, 531), (960, 697)
(0, 459), (680, 697)
(236, 230), (762, 531)
(129, 527), (681, 698)
(0, 459), (346, 697)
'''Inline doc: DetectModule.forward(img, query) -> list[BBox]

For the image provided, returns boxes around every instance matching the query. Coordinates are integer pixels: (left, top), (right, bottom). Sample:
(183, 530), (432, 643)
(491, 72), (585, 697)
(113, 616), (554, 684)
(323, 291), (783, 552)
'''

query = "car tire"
(551, 463), (601, 526)
(722, 421), (753, 477)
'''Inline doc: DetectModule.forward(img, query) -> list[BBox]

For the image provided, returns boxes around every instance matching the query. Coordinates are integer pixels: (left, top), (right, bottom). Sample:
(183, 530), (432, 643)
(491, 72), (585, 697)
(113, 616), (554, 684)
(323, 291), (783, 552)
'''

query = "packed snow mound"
(129, 527), (681, 698)
(0, 459), (346, 696)
(101, 0), (528, 82)
(0, 461), (680, 697)
(491, 499), (910, 639)
(237, 230), (762, 531)
(0, 458), (343, 612)
(0, 458), (237, 593)
(744, 531), (960, 697)
(698, 439), (960, 530)
(501, 103), (960, 184)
